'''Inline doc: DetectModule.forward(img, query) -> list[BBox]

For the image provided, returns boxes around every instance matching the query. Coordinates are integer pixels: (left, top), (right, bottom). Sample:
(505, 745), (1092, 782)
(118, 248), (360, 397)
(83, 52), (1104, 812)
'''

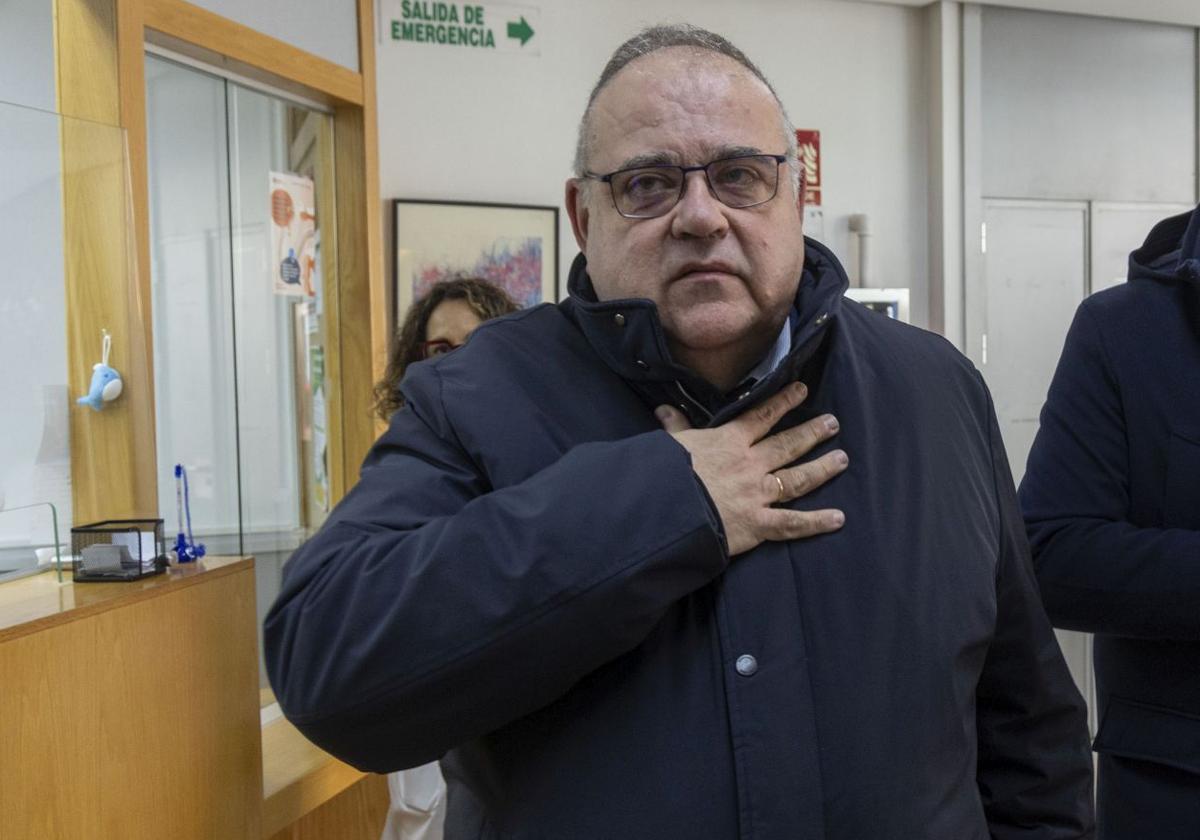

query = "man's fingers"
(734, 381), (808, 443)
(655, 404), (693, 434)
(770, 450), (848, 500)
(757, 413), (840, 469)
(757, 508), (846, 542)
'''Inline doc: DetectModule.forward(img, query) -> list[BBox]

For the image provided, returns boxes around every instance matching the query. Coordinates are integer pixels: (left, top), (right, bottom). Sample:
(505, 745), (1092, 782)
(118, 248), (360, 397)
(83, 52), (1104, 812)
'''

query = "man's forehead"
(587, 48), (782, 168)
(598, 47), (766, 108)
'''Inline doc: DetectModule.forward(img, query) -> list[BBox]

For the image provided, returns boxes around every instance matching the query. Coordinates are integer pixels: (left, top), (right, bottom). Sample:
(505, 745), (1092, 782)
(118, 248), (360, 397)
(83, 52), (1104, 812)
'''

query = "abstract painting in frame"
(393, 199), (559, 320)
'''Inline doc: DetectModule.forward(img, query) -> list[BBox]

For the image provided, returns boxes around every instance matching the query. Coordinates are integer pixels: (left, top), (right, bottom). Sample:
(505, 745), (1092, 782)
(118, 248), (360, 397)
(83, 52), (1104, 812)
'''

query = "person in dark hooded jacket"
(1020, 205), (1200, 839)
(265, 23), (1094, 840)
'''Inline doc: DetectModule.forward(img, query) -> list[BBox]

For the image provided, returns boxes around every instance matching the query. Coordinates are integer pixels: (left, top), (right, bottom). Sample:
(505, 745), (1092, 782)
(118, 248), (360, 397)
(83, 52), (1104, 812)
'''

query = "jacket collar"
(560, 237), (850, 427)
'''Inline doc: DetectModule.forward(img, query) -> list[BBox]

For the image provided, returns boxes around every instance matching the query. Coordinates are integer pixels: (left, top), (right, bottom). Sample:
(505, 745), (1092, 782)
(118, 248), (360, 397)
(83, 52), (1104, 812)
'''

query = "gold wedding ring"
(772, 473), (785, 502)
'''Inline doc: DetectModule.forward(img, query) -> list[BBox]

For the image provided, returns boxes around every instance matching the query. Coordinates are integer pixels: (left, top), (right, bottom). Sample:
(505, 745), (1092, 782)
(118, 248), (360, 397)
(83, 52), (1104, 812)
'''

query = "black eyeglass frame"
(583, 153), (790, 220)
(419, 339), (466, 359)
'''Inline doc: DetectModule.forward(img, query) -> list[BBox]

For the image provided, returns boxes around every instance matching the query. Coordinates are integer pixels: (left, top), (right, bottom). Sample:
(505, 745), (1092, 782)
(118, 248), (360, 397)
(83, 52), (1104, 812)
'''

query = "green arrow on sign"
(507, 16), (534, 46)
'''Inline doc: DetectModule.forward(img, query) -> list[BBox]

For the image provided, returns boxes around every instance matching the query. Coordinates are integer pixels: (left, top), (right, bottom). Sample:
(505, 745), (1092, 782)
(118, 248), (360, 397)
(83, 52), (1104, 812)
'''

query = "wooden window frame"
(56, 0), (386, 523)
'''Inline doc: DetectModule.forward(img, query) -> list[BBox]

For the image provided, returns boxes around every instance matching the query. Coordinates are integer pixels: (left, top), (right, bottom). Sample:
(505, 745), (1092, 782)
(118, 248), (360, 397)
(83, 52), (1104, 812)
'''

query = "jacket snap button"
(735, 654), (758, 676)
(614, 313), (626, 327)
(635, 359), (650, 371)
(815, 312), (829, 326)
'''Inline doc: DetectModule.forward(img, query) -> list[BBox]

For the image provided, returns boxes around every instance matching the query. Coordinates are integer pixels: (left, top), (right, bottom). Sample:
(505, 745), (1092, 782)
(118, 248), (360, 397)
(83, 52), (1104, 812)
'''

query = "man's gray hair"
(573, 24), (800, 194)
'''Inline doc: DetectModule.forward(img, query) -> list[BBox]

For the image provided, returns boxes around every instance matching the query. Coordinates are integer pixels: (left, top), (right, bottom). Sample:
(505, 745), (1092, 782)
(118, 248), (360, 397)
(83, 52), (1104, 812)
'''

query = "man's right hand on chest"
(656, 381), (848, 557)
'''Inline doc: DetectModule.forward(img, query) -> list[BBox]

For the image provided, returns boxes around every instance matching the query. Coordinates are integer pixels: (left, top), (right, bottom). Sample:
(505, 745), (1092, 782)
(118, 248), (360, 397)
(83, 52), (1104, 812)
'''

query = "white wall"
(982, 6), (1196, 203)
(190, 0), (360, 71)
(375, 0), (931, 327)
(937, 0), (1200, 29)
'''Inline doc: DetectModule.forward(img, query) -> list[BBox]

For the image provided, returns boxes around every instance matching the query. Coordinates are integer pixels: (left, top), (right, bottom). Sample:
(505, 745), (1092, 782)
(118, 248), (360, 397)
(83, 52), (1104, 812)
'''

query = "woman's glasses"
(420, 339), (465, 359)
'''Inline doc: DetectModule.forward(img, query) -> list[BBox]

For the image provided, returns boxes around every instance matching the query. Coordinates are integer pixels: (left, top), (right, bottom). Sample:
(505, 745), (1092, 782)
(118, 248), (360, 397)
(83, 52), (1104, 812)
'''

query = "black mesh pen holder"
(71, 519), (168, 582)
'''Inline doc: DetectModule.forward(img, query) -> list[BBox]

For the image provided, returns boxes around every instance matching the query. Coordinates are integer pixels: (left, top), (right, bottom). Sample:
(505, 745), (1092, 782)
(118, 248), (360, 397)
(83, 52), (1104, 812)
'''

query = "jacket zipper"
(674, 381), (715, 425)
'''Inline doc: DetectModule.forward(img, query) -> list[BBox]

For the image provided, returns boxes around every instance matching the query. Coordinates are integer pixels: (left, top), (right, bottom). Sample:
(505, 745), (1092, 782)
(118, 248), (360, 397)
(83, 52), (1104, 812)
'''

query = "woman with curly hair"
(377, 276), (518, 840)
(374, 277), (519, 422)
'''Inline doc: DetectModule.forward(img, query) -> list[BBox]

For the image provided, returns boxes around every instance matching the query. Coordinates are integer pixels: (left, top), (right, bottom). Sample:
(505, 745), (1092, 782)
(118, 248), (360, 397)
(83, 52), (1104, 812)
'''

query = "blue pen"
(173, 464), (206, 562)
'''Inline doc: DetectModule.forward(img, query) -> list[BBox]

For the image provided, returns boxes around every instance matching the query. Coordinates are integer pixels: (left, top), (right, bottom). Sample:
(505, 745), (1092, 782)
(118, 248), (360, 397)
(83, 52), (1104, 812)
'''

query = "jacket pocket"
(1093, 696), (1200, 775)
(1164, 429), (1200, 529)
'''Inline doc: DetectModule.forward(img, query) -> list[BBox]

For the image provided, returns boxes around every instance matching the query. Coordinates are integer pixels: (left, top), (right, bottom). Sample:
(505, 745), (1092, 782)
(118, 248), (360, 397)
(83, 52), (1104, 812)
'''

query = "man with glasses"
(266, 24), (1093, 839)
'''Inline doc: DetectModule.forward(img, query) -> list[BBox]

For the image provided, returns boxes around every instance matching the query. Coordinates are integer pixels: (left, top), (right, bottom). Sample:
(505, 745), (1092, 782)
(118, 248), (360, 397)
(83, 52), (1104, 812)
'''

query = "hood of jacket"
(1129, 202), (1200, 339)
(559, 236), (850, 427)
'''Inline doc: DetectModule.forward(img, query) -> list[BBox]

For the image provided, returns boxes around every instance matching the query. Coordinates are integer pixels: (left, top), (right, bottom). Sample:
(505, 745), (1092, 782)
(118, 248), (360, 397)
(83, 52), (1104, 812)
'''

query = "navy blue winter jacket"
(1019, 206), (1200, 837)
(266, 239), (1093, 839)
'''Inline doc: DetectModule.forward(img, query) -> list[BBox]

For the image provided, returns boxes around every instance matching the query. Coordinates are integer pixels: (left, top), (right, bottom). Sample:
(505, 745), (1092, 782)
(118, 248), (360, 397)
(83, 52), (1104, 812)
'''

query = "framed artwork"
(844, 288), (911, 323)
(393, 199), (559, 320)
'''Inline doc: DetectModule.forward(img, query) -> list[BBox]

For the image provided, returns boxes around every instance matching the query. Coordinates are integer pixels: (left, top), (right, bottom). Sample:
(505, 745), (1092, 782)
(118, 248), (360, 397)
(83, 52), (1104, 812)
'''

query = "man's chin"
(663, 307), (759, 353)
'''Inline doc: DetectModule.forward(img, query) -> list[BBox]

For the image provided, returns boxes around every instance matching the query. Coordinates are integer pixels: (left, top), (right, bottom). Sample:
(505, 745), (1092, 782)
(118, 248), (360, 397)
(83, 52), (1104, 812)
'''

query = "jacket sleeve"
(974, 375), (1096, 840)
(263, 364), (728, 773)
(1018, 302), (1200, 639)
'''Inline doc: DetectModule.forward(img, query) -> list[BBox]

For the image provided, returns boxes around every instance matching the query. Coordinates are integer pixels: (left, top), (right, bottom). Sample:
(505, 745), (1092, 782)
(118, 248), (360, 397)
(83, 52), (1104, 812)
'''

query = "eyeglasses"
(420, 339), (465, 359)
(584, 153), (789, 219)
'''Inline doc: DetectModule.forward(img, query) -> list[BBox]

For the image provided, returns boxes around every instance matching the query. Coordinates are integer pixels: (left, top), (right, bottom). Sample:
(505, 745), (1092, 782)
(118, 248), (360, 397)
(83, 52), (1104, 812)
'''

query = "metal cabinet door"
(976, 199), (1094, 724)
(978, 199), (1088, 482)
(1090, 201), (1193, 294)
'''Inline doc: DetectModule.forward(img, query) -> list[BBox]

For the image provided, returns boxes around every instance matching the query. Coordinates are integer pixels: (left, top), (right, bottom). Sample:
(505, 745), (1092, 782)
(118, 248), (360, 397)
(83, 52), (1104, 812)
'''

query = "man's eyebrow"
(613, 145), (769, 171)
(711, 145), (765, 160)
(614, 151), (680, 170)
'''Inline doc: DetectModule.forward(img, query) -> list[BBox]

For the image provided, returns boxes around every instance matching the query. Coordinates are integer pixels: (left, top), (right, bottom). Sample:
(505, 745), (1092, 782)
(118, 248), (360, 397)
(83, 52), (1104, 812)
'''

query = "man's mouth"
(674, 261), (740, 281)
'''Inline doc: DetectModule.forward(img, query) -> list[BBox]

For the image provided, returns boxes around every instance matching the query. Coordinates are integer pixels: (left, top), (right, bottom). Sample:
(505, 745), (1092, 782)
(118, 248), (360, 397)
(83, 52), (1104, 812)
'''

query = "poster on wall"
(795, 129), (824, 239)
(269, 171), (317, 297)
(393, 199), (558, 320)
(794, 129), (821, 206)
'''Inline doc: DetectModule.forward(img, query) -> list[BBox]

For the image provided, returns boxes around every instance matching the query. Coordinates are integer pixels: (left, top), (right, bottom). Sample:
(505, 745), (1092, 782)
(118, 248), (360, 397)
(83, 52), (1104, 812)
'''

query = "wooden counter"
(0, 556), (387, 839)
(0, 556), (249, 640)
(262, 715), (385, 839)
(0, 557), (262, 840)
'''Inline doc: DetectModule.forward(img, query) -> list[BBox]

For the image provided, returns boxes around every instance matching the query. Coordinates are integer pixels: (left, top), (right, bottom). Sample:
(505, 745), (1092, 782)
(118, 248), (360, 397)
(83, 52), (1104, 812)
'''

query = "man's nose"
(670, 170), (730, 239)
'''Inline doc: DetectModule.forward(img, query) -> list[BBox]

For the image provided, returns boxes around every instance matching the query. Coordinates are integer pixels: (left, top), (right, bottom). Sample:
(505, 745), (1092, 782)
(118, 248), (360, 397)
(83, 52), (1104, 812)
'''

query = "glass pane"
(227, 85), (336, 697)
(145, 56), (241, 556)
(0, 100), (73, 578)
(227, 85), (303, 553)
(146, 54), (336, 695)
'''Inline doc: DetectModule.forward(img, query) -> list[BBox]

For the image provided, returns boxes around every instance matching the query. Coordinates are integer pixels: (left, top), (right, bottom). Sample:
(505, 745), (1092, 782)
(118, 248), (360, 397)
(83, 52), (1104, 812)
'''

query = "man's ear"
(565, 178), (590, 252)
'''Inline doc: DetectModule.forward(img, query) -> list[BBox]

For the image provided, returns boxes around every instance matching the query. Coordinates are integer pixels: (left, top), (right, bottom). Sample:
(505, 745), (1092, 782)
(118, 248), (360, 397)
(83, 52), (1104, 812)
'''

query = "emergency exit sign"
(385, 2), (540, 55)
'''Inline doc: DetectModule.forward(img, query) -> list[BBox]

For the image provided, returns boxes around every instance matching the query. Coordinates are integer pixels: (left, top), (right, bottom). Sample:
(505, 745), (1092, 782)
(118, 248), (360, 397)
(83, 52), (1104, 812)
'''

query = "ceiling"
(842, 0), (1200, 28)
